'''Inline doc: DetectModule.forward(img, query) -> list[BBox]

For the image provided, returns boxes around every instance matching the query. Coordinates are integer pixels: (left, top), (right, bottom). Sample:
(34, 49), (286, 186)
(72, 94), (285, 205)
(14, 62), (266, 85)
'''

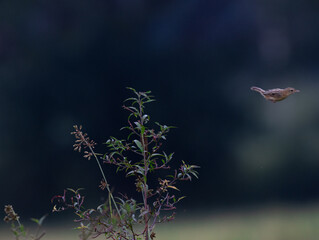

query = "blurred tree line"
(1, 0), (319, 218)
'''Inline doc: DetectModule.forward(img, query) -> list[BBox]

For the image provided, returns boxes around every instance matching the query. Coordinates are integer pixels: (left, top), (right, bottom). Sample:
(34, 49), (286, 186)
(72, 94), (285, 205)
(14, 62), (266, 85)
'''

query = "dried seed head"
(3, 205), (20, 222)
(71, 125), (97, 159)
(99, 180), (108, 190)
(4, 205), (13, 214)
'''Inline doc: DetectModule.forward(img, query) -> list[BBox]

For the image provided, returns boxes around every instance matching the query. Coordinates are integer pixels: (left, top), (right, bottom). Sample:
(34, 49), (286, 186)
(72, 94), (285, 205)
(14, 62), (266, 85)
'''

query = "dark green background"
(1, 0), (319, 219)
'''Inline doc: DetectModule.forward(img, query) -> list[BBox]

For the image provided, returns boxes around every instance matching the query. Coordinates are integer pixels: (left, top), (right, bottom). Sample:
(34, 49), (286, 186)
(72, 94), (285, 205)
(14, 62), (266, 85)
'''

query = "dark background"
(1, 0), (319, 220)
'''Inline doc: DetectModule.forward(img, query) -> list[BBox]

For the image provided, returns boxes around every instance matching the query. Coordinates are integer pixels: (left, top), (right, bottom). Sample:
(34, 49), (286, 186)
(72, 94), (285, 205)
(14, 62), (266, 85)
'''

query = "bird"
(251, 86), (300, 103)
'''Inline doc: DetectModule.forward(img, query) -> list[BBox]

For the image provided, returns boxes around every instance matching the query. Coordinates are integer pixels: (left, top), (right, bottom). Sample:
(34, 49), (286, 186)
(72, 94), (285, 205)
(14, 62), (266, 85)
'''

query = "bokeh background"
(2, 0), (319, 239)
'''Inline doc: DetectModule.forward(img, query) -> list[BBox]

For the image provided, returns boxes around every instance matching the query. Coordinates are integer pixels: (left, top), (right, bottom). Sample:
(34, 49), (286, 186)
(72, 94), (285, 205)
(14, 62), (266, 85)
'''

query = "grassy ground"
(2, 205), (319, 240)
(156, 205), (319, 240)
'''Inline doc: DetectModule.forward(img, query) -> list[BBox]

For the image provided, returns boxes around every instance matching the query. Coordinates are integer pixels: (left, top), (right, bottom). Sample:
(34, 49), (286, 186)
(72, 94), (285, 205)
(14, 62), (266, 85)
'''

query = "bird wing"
(263, 91), (283, 98)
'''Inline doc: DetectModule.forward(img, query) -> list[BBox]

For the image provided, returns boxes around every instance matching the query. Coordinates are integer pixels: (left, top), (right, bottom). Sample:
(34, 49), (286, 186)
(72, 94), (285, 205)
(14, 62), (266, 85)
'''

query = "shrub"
(5, 88), (199, 240)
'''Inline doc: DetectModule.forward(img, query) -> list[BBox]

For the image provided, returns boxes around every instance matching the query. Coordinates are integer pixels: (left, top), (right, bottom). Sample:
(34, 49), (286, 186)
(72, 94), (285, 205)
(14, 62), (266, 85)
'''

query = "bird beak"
(295, 89), (300, 92)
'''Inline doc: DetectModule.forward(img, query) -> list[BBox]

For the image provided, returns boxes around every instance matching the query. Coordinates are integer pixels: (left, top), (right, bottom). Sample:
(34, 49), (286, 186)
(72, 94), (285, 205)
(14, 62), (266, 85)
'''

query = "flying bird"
(251, 86), (300, 103)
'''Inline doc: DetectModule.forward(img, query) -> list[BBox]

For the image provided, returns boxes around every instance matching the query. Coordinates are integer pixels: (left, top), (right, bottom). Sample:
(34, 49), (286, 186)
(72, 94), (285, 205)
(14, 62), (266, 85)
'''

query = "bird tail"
(250, 86), (265, 94)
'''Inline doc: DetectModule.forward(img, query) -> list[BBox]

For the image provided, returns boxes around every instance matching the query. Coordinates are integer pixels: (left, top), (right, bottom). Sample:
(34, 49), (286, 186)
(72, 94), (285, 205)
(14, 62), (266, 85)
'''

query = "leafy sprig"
(52, 87), (199, 240)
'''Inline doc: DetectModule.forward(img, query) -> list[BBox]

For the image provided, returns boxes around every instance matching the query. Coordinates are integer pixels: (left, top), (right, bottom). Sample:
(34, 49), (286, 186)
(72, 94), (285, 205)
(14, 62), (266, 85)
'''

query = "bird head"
(285, 87), (300, 95)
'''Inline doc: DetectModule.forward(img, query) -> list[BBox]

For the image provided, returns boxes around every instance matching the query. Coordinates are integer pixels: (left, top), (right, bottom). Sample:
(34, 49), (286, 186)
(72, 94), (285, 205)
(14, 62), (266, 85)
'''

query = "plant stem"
(141, 144), (150, 240)
(89, 145), (121, 219)
(150, 193), (168, 231)
(139, 97), (150, 240)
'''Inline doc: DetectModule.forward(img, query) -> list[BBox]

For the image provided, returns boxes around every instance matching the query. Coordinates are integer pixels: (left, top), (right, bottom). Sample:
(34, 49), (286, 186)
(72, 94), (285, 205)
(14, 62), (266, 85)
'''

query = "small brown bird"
(251, 86), (300, 103)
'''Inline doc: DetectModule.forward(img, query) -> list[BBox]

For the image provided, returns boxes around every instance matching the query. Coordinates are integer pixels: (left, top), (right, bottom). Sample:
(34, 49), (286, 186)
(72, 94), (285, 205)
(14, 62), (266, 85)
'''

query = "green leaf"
(126, 170), (136, 177)
(191, 171), (199, 179)
(19, 224), (25, 235)
(140, 91), (151, 98)
(134, 122), (145, 135)
(142, 114), (150, 123)
(127, 132), (135, 140)
(145, 99), (155, 103)
(126, 87), (137, 92)
(178, 196), (186, 202)
(66, 188), (76, 193)
(38, 214), (47, 226)
(133, 140), (144, 152)
(120, 126), (130, 131)
(67, 188), (84, 194)
(167, 185), (180, 191)
(151, 153), (163, 160)
(128, 113), (135, 122)
(31, 214), (47, 226)
(124, 97), (137, 102)
(31, 218), (39, 225)
(128, 106), (139, 113)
